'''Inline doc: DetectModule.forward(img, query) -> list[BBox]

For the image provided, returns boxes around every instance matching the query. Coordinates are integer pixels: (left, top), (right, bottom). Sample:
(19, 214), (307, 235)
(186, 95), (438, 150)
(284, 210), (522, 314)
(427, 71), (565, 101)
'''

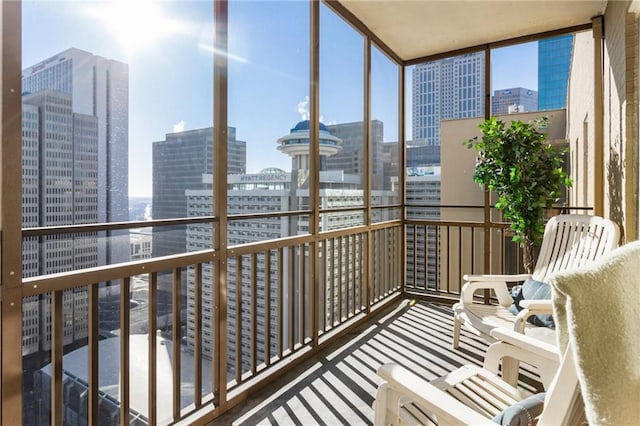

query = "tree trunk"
(522, 237), (536, 274)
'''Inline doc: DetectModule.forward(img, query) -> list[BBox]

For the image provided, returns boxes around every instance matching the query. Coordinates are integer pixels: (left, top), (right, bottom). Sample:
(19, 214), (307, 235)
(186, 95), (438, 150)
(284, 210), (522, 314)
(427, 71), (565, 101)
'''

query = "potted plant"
(465, 116), (572, 273)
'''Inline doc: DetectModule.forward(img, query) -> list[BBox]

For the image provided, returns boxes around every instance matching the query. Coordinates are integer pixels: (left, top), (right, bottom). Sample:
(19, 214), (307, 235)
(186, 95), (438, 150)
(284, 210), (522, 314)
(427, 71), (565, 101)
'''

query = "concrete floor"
(209, 300), (517, 426)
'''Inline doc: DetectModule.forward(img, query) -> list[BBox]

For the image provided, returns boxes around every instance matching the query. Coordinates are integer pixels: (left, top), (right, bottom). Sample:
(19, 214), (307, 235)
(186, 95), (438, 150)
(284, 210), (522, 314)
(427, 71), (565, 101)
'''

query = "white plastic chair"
(452, 214), (619, 349)
(374, 328), (581, 426)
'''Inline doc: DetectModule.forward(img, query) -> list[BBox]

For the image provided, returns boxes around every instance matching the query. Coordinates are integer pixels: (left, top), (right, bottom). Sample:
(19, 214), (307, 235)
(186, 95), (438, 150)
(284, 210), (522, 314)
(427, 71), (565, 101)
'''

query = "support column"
(364, 36), (373, 309)
(309, 0), (320, 346)
(213, 0), (229, 410)
(483, 46), (492, 302)
(399, 65), (406, 295)
(593, 15), (605, 218)
(1, 1), (24, 424)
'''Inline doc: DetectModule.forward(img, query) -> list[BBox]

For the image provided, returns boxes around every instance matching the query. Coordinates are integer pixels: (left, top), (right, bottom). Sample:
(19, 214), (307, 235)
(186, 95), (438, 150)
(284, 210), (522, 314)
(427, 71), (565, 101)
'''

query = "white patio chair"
(374, 328), (579, 425)
(452, 214), (619, 349)
(375, 237), (639, 426)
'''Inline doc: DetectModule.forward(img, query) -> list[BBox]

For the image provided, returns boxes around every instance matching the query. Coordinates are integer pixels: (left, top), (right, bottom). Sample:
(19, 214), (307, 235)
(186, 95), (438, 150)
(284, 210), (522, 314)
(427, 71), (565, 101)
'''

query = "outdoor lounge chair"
(374, 238), (640, 425)
(374, 328), (575, 425)
(452, 214), (619, 349)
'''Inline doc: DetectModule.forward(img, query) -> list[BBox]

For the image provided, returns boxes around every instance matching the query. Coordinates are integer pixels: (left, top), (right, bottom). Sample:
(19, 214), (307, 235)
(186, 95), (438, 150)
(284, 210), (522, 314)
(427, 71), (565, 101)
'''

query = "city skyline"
(23, 1), (538, 198)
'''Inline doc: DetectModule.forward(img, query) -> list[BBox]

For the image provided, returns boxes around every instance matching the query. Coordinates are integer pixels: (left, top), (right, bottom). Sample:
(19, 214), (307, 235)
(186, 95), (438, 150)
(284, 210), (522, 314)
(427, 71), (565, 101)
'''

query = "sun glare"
(87, 0), (190, 55)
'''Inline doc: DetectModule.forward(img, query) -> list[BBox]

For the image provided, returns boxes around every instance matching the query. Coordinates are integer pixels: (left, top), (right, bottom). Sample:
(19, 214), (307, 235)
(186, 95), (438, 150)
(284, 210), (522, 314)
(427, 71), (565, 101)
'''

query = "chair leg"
(452, 316), (461, 349)
(373, 383), (388, 426)
(501, 356), (520, 387)
(373, 382), (399, 426)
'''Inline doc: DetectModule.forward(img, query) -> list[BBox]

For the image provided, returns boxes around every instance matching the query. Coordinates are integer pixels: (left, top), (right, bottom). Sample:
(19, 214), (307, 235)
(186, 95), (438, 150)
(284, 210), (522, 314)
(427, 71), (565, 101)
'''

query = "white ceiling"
(336, 0), (608, 62)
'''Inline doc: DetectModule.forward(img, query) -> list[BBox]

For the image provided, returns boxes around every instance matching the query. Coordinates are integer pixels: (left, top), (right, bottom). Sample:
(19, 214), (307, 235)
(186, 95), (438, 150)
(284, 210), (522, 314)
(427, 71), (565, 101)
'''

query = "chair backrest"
(531, 215), (620, 283)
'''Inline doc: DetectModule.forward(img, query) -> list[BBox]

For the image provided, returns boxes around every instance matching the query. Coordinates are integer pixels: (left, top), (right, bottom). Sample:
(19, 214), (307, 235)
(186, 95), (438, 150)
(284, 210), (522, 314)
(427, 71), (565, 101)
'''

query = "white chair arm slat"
(460, 277), (524, 306)
(376, 363), (493, 425)
(462, 273), (532, 282)
(489, 328), (559, 361)
(518, 299), (553, 312)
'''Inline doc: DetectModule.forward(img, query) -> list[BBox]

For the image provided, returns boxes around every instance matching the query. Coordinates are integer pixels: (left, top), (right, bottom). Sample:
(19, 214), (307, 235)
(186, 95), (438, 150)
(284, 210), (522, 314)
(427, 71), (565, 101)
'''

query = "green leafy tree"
(465, 117), (573, 273)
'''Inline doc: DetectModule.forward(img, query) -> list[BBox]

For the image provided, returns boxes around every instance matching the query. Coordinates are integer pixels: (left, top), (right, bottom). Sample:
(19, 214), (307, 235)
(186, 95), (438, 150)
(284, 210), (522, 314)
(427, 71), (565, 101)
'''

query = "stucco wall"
(440, 111), (566, 276)
(440, 110), (567, 222)
(600, 0), (640, 240)
(633, 2), (640, 240)
(567, 31), (595, 210)
(604, 0), (628, 236)
(566, 2), (640, 240)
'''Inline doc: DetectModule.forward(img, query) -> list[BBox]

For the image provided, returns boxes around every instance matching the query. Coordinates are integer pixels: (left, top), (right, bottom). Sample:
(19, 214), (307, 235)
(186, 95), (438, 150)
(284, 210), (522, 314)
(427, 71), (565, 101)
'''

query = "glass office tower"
(538, 34), (574, 110)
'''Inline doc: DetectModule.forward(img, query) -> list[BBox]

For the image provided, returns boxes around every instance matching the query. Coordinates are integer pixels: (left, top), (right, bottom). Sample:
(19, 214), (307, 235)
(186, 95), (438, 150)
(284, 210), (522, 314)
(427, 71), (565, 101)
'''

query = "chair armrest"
(512, 300), (553, 332)
(484, 328), (560, 389)
(376, 363), (492, 425)
(462, 273), (532, 282)
(460, 275), (530, 306)
(489, 328), (559, 361)
(518, 299), (553, 312)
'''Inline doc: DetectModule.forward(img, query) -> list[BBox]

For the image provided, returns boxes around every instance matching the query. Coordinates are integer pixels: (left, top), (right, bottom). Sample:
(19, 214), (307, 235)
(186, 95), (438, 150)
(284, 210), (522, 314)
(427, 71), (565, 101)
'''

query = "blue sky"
(22, 1), (537, 197)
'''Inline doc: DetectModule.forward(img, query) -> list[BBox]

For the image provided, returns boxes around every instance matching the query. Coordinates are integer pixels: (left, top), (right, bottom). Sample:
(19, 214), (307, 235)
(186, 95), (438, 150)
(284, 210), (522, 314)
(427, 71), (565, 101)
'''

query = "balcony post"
(399, 65), (406, 295)
(364, 36), (372, 310)
(213, 0), (229, 410)
(1, 1), (24, 424)
(309, 0), (320, 347)
(483, 45), (492, 303)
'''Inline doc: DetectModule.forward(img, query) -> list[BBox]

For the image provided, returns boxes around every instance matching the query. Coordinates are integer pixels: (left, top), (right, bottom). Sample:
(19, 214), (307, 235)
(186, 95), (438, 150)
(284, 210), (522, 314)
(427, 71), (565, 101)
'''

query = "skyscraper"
(409, 52), (484, 288)
(492, 87), (538, 115)
(412, 52), (485, 144)
(324, 120), (384, 188)
(21, 90), (99, 354)
(152, 127), (246, 257)
(538, 35), (574, 110)
(184, 121), (394, 373)
(22, 47), (130, 266)
(20, 48), (127, 354)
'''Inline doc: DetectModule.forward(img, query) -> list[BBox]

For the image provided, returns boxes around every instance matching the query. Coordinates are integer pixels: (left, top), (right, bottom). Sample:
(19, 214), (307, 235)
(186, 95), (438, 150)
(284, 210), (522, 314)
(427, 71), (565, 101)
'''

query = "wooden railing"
(405, 219), (518, 297)
(17, 207), (591, 424)
(19, 219), (403, 424)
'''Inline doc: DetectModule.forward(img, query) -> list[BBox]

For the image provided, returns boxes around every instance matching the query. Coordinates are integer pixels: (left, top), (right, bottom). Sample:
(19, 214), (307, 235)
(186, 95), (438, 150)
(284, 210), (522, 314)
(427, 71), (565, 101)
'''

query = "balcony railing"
(16, 209), (587, 424)
(20, 217), (405, 424)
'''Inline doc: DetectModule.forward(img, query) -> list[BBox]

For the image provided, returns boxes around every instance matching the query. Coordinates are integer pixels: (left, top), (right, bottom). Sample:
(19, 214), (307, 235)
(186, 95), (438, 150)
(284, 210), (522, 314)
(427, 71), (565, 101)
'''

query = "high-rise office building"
(152, 127), (246, 257)
(184, 121), (394, 372)
(21, 90), (100, 354)
(405, 166), (442, 288)
(384, 142), (440, 169)
(325, 120), (384, 188)
(412, 52), (485, 144)
(538, 35), (574, 110)
(409, 50), (480, 286)
(21, 48), (127, 355)
(492, 87), (538, 115)
(185, 171), (292, 370)
(383, 142), (442, 290)
(22, 47), (130, 266)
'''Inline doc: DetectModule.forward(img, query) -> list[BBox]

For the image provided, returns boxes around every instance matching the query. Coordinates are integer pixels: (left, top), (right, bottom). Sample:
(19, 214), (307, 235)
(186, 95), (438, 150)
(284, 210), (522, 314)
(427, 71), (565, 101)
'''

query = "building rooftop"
(291, 119), (330, 133)
(40, 334), (212, 424)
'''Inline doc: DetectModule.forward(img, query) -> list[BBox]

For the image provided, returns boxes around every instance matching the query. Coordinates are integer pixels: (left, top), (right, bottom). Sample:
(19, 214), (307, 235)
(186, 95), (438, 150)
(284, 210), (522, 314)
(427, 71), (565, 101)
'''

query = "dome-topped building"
(259, 167), (287, 175)
(277, 120), (342, 171)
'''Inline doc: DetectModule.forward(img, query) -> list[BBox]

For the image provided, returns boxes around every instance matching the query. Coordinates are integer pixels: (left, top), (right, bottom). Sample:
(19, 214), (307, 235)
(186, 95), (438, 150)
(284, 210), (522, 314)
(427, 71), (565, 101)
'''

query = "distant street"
(98, 274), (182, 336)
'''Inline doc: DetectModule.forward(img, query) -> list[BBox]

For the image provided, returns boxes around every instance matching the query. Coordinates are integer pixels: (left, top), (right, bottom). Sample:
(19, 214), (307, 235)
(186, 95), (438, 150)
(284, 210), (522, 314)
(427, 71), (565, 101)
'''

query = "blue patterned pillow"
(507, 278), (555, 328)
(492, 392), (546, 425)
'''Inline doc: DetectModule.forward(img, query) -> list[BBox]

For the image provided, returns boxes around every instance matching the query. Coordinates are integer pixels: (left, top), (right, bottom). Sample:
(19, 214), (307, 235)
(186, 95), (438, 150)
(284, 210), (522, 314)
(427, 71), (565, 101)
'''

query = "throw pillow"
(492, 392), (546, 426)
(507, 278), (555, 328)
